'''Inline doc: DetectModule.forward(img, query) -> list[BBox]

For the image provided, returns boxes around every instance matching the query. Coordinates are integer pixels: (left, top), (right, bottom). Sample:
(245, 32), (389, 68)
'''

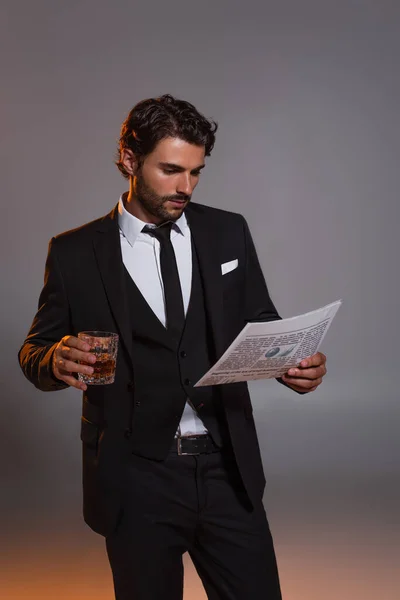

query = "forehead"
(148, 137), (205, 166)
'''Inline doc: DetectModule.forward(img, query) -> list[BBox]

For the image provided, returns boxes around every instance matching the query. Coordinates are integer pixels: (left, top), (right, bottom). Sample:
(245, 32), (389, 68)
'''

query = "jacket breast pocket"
(222, 261), (242, 299)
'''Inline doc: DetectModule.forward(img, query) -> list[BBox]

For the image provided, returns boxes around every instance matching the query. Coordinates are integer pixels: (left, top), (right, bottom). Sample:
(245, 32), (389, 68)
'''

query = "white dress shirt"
(118, 196), (208, 437)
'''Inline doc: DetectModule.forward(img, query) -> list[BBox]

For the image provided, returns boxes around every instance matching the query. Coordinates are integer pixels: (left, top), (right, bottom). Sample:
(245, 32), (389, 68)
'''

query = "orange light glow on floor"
(1, 522), (398, 599)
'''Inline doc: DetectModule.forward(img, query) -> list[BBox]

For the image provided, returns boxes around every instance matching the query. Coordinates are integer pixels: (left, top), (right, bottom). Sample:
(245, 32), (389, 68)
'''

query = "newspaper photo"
(194, 300), (342, 386)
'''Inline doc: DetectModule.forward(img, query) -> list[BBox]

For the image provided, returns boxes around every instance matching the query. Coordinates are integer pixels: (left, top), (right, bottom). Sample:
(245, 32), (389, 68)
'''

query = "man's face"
(133, 137), (206, 224)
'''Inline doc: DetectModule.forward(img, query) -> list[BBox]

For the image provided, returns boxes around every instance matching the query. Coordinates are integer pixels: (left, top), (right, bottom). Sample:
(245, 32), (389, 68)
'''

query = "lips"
(168, 199), (186, 207)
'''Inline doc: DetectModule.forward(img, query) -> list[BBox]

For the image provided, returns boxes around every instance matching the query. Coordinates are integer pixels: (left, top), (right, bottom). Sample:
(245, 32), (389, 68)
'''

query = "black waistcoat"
(124, 239), (230, 460)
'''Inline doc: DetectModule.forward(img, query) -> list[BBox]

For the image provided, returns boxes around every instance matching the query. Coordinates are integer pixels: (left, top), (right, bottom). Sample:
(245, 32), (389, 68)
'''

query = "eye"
(192, 171), (201, 177)
(163, 169), (177, 174)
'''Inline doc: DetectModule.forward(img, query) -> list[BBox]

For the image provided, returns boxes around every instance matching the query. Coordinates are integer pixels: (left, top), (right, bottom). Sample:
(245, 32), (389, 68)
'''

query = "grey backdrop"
(1, 1), (399, 598)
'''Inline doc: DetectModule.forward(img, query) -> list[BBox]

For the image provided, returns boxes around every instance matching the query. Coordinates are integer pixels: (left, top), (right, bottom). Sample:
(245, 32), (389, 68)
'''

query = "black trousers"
(106, 442), (282, 600)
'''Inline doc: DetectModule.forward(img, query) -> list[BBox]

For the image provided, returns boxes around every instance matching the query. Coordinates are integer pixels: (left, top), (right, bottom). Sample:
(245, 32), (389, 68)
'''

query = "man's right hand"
(51, 335), (97, 391)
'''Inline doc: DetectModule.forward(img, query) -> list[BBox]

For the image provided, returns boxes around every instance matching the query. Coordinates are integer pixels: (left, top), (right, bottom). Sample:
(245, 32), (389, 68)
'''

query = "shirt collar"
(117, 195), (189, 247)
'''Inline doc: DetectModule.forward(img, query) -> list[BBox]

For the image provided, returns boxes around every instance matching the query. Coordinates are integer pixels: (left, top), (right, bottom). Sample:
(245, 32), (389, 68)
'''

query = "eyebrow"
(158, 162), (205, 172)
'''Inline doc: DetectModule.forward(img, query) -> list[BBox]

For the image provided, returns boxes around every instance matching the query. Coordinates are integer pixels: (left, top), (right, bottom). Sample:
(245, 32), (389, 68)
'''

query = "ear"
(120, 148), (140, 177)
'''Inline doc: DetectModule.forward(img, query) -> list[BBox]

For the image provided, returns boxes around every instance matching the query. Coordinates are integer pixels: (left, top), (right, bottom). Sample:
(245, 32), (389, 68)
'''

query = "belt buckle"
(177, 435), (200, 456)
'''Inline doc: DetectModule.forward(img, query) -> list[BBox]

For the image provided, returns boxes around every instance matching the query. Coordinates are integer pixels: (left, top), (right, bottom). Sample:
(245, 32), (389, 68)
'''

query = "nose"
(176, 173), (195, 196)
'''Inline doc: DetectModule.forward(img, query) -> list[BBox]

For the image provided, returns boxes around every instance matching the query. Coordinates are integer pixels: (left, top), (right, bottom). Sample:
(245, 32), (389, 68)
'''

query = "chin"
(167, 207), (185, 219)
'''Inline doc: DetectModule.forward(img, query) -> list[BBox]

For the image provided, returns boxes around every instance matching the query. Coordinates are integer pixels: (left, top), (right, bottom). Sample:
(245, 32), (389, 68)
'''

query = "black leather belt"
(174, 434), (220, 456)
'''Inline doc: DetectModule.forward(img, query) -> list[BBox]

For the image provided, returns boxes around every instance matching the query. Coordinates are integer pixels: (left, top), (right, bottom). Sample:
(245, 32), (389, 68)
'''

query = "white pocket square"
(221, 259), (238, 275)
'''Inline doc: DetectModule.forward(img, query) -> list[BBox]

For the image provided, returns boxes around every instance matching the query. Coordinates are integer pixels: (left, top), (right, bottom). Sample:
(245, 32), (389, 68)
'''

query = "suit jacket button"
(184, 378), (191, 386)
(127, 381), (134, 392)
(135, 401), (141, 407)
(180, 350), (187, 358)
(124, 428), (132, 439)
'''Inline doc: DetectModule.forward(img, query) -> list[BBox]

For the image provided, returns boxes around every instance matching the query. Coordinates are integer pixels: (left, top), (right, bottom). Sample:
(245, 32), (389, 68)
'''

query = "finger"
(298, 352), (326, 368)
(287, 366), (324, 380)
(52, 358), (88, 390)
(63, 335), (92, 353)
(58, 372), (88, 391)
(282, 375), (322, 390)
(57, 357), (94, 376)
(61, 346), (97, 364)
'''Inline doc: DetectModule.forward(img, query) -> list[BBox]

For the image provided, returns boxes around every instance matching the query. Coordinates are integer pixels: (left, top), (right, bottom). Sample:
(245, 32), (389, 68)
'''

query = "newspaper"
(194, 300), (342, 386)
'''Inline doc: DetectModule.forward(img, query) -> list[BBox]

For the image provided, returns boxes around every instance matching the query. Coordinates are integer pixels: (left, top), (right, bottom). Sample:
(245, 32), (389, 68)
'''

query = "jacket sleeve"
(241, 216), (306, 394)
(242, 216), (281, 324)
(18, 237), (71, 392)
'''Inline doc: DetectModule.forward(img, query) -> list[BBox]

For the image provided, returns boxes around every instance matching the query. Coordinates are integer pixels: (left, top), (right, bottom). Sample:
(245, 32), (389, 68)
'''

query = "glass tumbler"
(77, 331), (119, 385)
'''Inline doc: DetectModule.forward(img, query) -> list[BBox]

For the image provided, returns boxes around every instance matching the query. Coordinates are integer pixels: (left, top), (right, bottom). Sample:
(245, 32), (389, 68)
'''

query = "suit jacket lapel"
(186, 205), (225, 360)
(92, 205), (134, 368)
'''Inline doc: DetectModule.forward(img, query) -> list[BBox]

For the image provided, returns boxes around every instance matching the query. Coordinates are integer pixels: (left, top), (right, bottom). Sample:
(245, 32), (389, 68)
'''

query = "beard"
(135, 170), (191, 223)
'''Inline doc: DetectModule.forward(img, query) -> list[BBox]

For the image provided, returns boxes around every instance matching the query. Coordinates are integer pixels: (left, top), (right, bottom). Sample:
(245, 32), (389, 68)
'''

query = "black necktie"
(143, 222), (185, 340)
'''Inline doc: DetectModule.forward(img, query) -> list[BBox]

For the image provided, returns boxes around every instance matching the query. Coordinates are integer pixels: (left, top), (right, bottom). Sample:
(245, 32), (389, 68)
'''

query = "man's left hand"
(281, 352), (327, 393)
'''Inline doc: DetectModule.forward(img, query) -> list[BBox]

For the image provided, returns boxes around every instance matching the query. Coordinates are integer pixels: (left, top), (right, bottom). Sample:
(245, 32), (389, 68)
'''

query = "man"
(19, 94), (327, 599)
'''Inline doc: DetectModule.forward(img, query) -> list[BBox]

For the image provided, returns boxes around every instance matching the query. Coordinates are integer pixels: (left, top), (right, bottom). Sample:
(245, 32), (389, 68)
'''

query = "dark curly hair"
(115, 94), (218, 179)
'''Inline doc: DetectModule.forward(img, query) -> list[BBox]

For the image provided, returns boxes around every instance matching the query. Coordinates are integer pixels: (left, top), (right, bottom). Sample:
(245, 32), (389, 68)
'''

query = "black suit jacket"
(19, 201), (285, 536)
